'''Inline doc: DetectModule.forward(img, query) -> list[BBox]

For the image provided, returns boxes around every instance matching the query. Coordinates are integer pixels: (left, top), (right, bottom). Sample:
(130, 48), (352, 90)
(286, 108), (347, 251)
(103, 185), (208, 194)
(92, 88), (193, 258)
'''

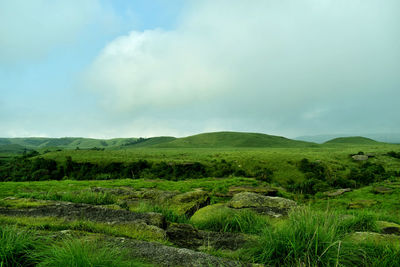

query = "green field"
(1, 132), (400, 266)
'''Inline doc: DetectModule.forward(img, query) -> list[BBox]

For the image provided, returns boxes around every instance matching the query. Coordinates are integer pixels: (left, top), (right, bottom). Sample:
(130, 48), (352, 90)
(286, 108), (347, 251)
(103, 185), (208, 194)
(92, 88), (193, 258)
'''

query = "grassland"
(1, 132), (400, 266)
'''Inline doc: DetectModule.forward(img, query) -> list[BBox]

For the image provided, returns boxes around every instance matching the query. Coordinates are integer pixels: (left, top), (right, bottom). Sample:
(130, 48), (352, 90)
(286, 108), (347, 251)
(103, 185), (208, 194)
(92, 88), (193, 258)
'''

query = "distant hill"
(0, 137), (139, 149)
(296, 133), (400, 144)
(153, 131), (317, 148)
(0, 144), (30, 154)
(323, 136), (381, 145)
(121, 137), (176, 148)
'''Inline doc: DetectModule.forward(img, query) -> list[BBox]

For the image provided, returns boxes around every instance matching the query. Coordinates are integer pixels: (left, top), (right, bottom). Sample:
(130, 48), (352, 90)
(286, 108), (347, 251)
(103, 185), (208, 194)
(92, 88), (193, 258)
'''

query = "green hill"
(122, 137), (176, 148)
(0, 144), (30, 154)
(0, 137), (139, 149)
(153, 131), (317, 148)
(324, 136), (381, 145)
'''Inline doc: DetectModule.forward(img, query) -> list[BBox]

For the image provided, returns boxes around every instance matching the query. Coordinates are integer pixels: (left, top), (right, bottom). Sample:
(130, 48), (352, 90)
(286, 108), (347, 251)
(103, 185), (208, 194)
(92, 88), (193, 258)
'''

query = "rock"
(190, 203), (227, 226)
(166, 223), (253, 251)
(128, 189), (179, 203)
(376, 221), (400, 235)
(0, 202), (166, 228)
(166, 223), (203, 249)
(372, 186), (393, 194)
(349, 232), (400, 247)
(228, 192), (296, 217)
(226, 186), (278, 197)
(323, 188), (352, 197)
(109, 236), (254, 267)
(352, 155), (368, 161)
(348, 200), (377, 209)
(170, 190), (210, 216)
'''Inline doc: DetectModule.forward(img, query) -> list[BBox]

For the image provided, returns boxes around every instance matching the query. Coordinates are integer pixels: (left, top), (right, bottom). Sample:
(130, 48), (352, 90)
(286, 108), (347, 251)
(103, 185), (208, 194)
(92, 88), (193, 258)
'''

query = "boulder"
(228, 192), (296, 217)
(323, 188), (351, 197)
(166, 223), (203, 249)
(190, 203), (227, 226)
(348, 199), (377, 209)
(170, 190), (210, 216)
(376, 221), (400, 235)
(349, 232), (400, 247)
(372, 186), (393, 194)
(352, 155), (368, 161)
(166, 223), (252, 251)
(226, 186), (278, 197)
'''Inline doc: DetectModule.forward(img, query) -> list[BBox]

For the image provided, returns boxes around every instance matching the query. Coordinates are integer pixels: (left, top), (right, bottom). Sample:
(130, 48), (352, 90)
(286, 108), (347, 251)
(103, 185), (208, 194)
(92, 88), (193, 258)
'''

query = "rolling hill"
(152, 131), (317, 148)
(0, 137), (139, 149)
(323, 136), (381, 145)
(0, 132), (319, 150)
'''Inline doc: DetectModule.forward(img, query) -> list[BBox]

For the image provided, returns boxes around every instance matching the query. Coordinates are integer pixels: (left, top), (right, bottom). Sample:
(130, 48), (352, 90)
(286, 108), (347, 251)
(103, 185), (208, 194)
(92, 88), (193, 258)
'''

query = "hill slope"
(153, 131), (317, 148)
(324, 136), (380, 145)
(0, 137), (139, 149)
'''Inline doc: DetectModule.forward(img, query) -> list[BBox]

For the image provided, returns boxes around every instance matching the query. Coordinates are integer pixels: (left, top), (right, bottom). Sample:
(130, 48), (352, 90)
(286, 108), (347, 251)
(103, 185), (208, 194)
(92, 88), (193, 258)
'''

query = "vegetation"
(1, 132), (400, 265)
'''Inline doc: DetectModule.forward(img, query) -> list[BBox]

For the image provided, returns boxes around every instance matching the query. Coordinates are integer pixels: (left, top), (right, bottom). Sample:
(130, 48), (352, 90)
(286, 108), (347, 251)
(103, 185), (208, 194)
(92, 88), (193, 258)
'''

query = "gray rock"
(352, 155), (368, 161)
(228, 192), (296, 217)
(323, 188), (351, 197)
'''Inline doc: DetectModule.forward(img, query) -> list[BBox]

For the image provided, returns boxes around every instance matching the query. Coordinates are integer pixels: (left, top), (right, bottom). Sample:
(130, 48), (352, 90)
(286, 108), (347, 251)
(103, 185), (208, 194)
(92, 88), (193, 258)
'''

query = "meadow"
(1, 132), (400, 266)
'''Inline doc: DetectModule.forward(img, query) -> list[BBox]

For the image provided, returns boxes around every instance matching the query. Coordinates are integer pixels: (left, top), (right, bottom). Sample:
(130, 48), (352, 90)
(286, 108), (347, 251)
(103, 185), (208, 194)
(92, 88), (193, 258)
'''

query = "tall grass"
(251, 207), (362, 266)
(36, 238), (140, 267)
(191, 207), (269, 234)
(134, 202), (189, 223)
(0, 225), (42, 266)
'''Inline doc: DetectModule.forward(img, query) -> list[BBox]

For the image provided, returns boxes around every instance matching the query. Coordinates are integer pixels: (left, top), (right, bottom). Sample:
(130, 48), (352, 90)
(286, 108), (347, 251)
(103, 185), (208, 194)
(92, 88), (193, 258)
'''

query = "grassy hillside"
(122, 137), (176, 148)
(324, 136), (380, 145)
(0, 137), (139, 149)
(154, 131), (317, 148)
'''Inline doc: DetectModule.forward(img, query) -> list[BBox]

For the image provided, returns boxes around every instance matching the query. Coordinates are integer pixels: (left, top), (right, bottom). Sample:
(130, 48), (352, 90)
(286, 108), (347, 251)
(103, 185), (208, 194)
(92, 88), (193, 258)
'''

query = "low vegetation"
(1, 133), (400, 265)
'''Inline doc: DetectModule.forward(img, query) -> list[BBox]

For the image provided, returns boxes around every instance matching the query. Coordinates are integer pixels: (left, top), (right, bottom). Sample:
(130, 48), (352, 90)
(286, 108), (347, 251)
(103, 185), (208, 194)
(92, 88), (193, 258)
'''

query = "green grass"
(17, 190), (116, 205)
(190, 205), (269, 234)
(35, 238), (141, 267)
(250, 207), (362, 266)
(0, 215), (167, 243)
(0, 225), (43, 266)
(153, 131), (317, 148)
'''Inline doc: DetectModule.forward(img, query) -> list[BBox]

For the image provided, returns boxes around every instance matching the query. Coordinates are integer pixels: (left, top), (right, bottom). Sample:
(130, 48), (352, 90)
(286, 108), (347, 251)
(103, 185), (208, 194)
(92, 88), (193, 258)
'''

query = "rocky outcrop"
(170, 190), (210, 216)
(227, 192), (296, 217)
(110, 236), (254, 267)
(216, 186), (278, 197)
(349, 231), (400, 246)
(352, 155), (369, 161)
(372, 186), (393, 194)
(166, 223), (251, 251)
(0, 202), (165, 228)
(377, 221), (400, 235)
(323, 188), (351, 197)
(348, 199), (377, 209)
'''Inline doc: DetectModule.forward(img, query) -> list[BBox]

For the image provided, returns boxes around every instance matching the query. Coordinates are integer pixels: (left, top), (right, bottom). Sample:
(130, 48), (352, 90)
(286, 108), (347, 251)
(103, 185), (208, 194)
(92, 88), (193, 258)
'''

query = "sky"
(1, 0), (399, 139)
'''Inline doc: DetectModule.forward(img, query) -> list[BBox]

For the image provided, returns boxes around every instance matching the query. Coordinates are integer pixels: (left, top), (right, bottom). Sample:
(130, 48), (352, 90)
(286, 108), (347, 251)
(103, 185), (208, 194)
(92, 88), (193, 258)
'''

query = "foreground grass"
(0, 216), (167, 243)
(250, 207), (400, 266)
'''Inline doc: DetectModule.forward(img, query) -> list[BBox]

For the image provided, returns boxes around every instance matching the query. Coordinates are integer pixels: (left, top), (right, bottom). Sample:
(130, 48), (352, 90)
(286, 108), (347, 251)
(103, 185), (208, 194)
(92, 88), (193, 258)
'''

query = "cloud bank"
(87, 0), (398, 136)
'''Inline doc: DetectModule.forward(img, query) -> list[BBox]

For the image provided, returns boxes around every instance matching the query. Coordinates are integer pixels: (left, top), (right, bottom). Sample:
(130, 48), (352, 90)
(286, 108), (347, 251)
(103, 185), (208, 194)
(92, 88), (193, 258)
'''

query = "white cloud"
(84, 0), (400, 135)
